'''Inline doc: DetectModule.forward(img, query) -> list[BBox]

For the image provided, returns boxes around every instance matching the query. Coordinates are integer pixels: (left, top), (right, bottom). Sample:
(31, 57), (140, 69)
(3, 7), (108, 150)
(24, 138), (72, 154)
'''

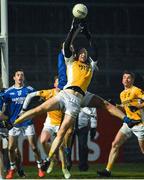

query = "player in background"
(0, 70), (45, 179)
(20, 77), (71, 179)
(97, 70), (144, 177)
(0, 90), (26, 178)
(74, 107), (97, 171)
(0, 85), (26, 179)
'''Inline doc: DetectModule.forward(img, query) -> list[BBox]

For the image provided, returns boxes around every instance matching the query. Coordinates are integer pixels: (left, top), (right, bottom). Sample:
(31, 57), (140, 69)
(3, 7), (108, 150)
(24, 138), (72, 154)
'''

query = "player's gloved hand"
(90, 128), (96, 140)
(70, 17), (84, 31)
(128, 106), (139, 112)
(80, 19), (92, 43)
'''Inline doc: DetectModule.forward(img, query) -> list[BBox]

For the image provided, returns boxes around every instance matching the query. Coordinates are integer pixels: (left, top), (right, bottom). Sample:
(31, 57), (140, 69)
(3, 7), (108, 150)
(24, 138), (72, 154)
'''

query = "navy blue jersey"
(0, 85), (35, 127)
(57, 51), (67, 90)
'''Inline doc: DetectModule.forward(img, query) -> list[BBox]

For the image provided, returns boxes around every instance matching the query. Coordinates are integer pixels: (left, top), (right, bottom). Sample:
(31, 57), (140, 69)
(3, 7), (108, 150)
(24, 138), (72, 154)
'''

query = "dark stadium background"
(6, 0), (144, 164)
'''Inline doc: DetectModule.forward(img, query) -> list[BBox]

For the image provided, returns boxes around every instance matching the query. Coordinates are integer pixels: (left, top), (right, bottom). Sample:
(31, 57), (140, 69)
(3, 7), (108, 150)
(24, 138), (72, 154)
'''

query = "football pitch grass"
(11, 163), (144, 179)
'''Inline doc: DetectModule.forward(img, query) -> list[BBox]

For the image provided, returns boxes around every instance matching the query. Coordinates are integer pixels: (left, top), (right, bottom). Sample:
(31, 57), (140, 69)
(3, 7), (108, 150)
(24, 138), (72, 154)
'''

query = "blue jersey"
(57, 51), (67, 90)
(0, 85), (35, 127)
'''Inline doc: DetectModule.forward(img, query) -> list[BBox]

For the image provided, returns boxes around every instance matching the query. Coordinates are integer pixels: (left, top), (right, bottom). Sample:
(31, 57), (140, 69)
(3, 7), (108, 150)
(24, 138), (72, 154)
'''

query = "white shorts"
(9, 124), (35, 137)
(81, 91), (95, 107)
(120, 123), (144, 140)
(42, 117), (60, 141)
(56, 90), (82, 119)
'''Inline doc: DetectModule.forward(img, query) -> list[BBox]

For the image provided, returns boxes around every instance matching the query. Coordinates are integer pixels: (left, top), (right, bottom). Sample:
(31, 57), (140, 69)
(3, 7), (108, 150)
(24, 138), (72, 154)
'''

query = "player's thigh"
(8, 127), (20, 149)
(38, 96), (60, 112)
(84, 94), (105, 108)
(40, 130), (51, 143)
(24, 125), (37, 146)
(113, 126), (131, 147)
(57, 114), (74, 137)
(133, 124), (144, 153)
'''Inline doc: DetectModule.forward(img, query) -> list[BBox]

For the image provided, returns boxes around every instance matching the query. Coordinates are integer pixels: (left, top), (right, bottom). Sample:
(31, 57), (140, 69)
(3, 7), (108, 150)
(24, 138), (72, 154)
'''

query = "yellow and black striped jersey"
(120, 86), (144, 121)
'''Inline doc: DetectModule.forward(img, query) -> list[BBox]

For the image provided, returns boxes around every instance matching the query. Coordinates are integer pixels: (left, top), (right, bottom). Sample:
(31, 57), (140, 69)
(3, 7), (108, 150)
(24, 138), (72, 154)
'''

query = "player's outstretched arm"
(63, 18), (83, 58)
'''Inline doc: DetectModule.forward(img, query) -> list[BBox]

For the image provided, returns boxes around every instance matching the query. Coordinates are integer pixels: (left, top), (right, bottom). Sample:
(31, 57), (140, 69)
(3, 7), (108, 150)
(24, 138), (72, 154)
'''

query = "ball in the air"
(72, 3), (88, 19)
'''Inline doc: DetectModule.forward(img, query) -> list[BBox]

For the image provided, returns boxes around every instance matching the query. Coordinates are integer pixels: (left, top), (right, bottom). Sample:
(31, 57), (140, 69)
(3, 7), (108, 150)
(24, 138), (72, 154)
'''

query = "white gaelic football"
(72, 3), (88, 19)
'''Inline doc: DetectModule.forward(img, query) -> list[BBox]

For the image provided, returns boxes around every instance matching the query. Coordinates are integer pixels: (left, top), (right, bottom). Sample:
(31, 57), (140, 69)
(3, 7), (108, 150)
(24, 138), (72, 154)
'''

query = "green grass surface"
(7, 163), (144, 179)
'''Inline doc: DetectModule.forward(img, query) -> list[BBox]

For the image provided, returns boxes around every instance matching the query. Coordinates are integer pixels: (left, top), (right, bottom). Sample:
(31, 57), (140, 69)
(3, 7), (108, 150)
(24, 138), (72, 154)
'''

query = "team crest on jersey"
(18, 90), (22, 96)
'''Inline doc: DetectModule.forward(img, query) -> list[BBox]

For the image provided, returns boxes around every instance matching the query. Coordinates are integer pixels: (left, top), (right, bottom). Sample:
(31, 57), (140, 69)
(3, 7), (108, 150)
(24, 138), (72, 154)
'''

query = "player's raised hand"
(70, 17), (84, 31)
(80, 19), (92, 43)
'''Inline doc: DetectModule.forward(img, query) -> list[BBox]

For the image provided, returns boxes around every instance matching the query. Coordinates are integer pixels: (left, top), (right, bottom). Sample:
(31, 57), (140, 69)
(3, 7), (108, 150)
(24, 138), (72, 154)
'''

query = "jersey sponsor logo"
(12, 97), (25, 104)
(79, 64), (90, 71)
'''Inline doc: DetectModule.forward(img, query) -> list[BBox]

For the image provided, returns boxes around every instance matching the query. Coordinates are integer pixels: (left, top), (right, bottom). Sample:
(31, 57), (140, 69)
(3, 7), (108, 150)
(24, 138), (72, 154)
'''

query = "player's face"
(13, 71), (25, 86)
(78, 48), (88, 63)
(122, 73), (134, 88)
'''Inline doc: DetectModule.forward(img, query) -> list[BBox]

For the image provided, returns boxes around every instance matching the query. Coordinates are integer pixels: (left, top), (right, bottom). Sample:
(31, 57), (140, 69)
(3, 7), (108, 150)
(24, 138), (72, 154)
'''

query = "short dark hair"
(12, 69), (24, 76)
(122, 70), (135, 80)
